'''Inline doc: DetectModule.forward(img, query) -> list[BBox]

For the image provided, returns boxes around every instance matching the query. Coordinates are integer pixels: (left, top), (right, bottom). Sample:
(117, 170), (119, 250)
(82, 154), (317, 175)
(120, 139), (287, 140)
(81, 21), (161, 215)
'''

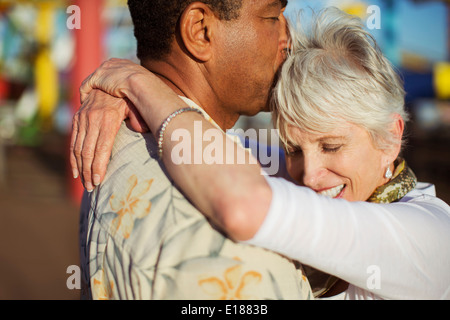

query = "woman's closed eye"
(322, 144), (343, 153)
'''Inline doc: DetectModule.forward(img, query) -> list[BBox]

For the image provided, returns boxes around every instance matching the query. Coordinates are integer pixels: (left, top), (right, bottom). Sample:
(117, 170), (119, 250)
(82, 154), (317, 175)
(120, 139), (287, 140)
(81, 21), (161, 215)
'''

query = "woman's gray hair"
(272, 7), (408, 152)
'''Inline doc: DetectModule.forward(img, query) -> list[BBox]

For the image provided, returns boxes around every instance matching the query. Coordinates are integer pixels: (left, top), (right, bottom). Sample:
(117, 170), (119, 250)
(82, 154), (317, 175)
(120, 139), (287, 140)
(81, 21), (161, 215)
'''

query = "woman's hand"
(71, 58), (155, 192)
(79, 58), (151, 103)
(71, 58), (186, 192)
(70, 89), (147, 192)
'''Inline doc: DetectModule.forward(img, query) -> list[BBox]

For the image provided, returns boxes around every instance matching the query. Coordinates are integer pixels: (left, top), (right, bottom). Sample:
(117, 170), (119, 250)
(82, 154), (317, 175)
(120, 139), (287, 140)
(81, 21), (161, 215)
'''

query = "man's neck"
(142, 59), (240, 131)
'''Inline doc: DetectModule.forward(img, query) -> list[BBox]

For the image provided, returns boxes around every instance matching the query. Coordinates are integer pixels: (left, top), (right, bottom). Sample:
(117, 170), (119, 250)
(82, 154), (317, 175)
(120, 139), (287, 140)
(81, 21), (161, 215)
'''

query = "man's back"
(80, 123), (312, 300)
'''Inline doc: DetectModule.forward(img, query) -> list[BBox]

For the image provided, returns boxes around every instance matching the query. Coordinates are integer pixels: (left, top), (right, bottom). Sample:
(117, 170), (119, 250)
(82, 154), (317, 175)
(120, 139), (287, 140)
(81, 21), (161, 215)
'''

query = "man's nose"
(278, 13), (289, 53)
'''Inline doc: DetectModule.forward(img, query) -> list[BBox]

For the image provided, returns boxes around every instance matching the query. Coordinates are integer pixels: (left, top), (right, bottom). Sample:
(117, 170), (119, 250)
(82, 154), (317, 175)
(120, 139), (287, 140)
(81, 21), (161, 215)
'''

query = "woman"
(71, 8), (450, 299)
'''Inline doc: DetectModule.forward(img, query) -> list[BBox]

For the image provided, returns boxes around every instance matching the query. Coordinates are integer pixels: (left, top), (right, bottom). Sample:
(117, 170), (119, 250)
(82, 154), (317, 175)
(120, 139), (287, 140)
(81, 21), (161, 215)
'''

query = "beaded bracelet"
(157, 107), (205, 159)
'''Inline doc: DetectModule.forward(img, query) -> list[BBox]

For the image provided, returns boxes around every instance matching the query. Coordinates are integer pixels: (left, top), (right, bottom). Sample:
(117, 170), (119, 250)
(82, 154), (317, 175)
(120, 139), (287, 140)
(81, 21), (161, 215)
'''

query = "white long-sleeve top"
(243, 177), (450, 300)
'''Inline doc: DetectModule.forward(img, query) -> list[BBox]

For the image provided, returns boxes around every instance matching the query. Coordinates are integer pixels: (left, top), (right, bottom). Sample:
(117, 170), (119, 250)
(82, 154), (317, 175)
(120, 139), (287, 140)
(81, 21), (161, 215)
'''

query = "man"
(76, 0), (312, 300)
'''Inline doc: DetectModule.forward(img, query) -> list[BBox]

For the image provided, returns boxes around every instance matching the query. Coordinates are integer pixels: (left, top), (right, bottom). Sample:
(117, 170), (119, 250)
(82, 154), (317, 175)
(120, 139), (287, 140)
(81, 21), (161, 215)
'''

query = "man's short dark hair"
(128, 0), (243, 61)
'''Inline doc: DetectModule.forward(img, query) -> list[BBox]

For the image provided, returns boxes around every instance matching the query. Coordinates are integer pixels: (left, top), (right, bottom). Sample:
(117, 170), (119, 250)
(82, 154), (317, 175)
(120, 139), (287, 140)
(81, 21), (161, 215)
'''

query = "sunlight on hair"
(272, 7), (408, 152)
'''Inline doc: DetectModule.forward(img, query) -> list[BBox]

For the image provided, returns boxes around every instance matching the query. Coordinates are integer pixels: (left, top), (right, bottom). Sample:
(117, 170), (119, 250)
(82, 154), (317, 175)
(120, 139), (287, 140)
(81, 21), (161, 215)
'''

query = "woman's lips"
(318, 184), (346, 198)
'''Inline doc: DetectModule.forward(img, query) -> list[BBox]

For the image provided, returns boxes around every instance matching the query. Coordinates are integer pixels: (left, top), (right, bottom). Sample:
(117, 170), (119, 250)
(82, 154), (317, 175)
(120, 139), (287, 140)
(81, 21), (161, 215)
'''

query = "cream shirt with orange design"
(79, 97), (312, 300)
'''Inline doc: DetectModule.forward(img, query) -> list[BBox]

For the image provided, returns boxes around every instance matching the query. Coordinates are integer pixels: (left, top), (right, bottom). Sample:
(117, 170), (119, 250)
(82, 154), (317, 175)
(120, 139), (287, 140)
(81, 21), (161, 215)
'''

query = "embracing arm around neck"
(72, 58), (271, 241)
(127, 72), (271, 241)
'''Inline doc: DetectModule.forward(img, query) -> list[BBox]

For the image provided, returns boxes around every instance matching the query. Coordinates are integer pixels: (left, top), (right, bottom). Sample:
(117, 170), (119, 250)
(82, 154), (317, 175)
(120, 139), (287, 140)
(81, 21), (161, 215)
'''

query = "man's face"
(210, 0), (289, 116)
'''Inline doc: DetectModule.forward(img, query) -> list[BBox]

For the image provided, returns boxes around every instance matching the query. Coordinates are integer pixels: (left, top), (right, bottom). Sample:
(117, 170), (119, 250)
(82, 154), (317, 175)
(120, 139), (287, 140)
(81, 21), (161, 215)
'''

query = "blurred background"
(0, 0), (448, 300)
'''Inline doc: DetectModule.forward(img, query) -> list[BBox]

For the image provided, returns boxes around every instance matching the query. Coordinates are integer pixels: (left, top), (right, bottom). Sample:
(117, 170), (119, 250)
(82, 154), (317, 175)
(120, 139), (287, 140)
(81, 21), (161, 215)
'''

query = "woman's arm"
(71, 59), (270, 241)
(253, 177), (450, 299)
(141, 99), (271, 241)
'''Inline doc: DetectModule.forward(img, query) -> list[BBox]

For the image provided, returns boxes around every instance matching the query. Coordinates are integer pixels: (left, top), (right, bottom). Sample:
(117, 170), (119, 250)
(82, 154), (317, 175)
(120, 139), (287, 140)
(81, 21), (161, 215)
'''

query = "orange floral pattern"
(199, 259), (263, 300)
(92, 270), (115, 300)
(80, 102), (313, 300)
(109, 175), (154, 239)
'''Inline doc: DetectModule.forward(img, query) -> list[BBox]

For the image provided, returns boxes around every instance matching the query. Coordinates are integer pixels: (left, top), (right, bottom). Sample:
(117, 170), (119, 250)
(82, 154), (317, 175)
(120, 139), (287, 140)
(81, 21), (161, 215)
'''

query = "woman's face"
(285, 122), (391, 202)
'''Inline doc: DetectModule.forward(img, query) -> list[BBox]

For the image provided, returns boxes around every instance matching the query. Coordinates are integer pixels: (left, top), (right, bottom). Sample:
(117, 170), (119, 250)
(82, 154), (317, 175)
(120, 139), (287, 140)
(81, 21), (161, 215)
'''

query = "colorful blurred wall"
(0, 0), (135, 299)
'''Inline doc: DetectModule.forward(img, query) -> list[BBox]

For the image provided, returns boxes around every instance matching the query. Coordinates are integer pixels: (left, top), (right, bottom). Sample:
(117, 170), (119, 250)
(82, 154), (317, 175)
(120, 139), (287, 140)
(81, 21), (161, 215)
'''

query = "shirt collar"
(178, 96), (223, 131)
(178, 96), (246, 149)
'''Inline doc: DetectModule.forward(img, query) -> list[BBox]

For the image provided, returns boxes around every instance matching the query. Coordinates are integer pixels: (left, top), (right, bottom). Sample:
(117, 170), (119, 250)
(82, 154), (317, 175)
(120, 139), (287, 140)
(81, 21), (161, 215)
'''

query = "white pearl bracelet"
(157, 107), (204, 159)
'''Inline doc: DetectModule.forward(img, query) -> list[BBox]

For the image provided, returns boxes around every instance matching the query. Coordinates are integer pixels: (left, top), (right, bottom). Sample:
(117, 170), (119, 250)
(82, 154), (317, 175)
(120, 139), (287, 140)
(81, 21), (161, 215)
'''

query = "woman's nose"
(302, 154), (327, 189)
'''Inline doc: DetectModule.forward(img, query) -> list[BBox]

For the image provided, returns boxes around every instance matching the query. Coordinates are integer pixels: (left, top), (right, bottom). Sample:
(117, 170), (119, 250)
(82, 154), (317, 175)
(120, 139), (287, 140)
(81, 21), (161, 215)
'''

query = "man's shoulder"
(90, 122), (181, 232)
(82, 124), (313, 300)
(111, 122), (159, 164)
(103, 122), (171, 188)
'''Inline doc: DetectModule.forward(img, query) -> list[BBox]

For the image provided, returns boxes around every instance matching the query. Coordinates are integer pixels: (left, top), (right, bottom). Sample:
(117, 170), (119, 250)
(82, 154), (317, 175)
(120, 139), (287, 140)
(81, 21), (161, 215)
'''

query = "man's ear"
(179, 2), (216, 62)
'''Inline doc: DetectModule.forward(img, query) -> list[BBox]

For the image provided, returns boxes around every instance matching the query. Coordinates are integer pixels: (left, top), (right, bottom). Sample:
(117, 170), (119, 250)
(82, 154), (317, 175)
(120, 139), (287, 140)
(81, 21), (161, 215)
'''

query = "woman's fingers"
(73, 57), (154, 190)
(79, 110), (102, 192)
(72, 107), (88, 189)
(70, 90), (130, 192)
(70, 112), (81, 180)
(90, 116), (123, 188)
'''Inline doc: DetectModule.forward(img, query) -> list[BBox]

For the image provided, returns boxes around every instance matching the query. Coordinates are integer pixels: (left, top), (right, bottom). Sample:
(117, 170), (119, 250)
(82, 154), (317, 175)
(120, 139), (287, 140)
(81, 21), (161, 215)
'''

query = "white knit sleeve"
(243, 177), (450, 300)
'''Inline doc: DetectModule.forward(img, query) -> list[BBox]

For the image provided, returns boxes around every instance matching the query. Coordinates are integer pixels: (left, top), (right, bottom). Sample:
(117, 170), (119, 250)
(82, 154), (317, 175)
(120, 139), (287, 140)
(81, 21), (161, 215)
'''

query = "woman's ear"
(383, 113), (405, 164)
(179, 3), (216, 62)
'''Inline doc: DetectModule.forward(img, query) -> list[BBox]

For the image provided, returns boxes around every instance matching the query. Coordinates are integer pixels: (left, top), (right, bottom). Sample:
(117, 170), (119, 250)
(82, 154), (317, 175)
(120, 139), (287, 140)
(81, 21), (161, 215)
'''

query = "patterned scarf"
(368, 158), (417, 204)
(307, 158), (418, 298)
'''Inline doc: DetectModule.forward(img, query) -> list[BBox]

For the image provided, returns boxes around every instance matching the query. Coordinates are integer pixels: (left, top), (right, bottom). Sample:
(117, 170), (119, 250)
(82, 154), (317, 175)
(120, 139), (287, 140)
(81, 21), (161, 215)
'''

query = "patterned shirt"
(79, 98), (312, 300)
